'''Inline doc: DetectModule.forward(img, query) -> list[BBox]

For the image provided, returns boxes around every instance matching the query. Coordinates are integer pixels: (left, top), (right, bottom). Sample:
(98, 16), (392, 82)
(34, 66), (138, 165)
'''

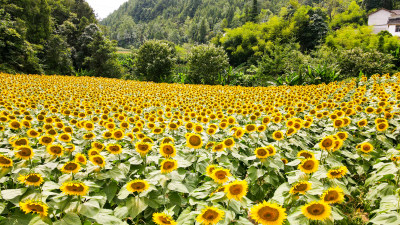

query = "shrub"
(134, 40), (176, 82)
(187, 44), (229, 85)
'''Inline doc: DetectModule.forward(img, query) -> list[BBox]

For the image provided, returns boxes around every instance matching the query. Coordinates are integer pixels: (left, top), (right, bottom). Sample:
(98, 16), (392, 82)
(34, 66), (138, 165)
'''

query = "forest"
(1, 0), (400, 85)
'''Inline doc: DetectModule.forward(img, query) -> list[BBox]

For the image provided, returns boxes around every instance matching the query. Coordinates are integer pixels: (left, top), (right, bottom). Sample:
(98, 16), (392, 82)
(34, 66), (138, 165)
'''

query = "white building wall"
(388, 24), (400, 36)
(368, 10), (393, 34)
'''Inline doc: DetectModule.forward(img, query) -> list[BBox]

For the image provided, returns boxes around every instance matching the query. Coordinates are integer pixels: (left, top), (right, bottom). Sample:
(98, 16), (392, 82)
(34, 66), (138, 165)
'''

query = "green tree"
(42, 34), (74, 75)
(134, 40), (177, 82)
(250, 0), (258, 22)
(364, 0), (393, 11)
(187, 44), (229, 84)
(198, 18), (208, 43)
(329, 1), (366, 29)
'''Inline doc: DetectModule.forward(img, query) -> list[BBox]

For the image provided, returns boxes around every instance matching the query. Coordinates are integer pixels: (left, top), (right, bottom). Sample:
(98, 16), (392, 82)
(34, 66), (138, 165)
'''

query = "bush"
(134, 40), (176, 82)
(187, 44), (229, 85)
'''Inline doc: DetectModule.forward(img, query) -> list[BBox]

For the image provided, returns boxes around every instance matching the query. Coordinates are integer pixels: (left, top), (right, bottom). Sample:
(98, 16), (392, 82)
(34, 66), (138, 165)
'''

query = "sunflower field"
(0, 73), (400, 225)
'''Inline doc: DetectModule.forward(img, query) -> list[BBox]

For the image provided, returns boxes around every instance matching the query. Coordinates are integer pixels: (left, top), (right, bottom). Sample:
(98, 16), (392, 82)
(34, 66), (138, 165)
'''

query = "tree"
(198, 18), (208, 43)
(187, 44), (229, 85)
(250, 0), (258, 22)
(364, 0), (393, 11)
(134, 40), (177, 82)
(42, 35), (74, 75)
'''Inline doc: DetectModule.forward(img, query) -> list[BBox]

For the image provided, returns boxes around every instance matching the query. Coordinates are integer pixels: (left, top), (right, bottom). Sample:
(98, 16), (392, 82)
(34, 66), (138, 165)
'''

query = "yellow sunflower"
(14, 146), (34, 160)
(112, 129), (125, 140)
(376, 122), (389, 132)
(250, 201), (287, 225)
(39, 135), (54, 146)
(335, 132), (348, 141)
(135, 142), (152, 156)
(223, 138), (235, 149)
(60, 161), (81, 174)
(272, 130), (284, 141)
(106, 144), (123, 154)
(327, 166), (348, 179)
(58, 133), (72, 142)
(232, 127), (245, 138)
(224, 180), (248, 200)
(19, 200), (48, 217)
(160, 159), (178, 173)
(60, 181), (89, 196)
(321, 187), (344, 204)
(126, 179), (149, 193)
(360, 142), (373, 153)
(301, 201), (331, 221)
(289, 181), (312, 195)
(297, 150), (314, 159)
(27, 129), (40, 138)
(75, 153), (87, 165)
(46, 144), (64, 157)
(18, 173), (44, 186)
(0, 154), (13, 167)
(159, 143), (176, 158)
(211, 168), (231, 184)
(298, 158), (319, 174)
(319, 136), (334, 151)
(89, 155), (105, 167)
(206, 164), (218, 177)
(255, 147), (269, 159)
(186, 133), (203, 149)
(153, 212), (177, 225)
(357, 119), (368, 127)
(196, 206), (224, 225)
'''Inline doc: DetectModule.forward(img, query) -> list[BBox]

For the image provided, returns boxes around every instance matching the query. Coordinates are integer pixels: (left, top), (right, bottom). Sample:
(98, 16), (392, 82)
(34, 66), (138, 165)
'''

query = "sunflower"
(196, 206), (224, 225)
(58, 133), (72, 142)
(281, 158), (288, 164)
(14, 146), (34, 160)
(206, 164), (218, 177)
(13, 138), (29, 147)
(360, 142), (373, 153)
(159, 143), (176, 158)
(298, 158), (319, 174)
(250, 201), (287, 225)
(61, 161), (81, 174)
(223, 138), (235, 149)
(153, 212), (177, 225)
(39, 135), (54, 146)
(152, 127), (164, 134)
(357, 119), (368, 127)
(321, 187), (344, 204)
(301, 201), (331, 221)
(289, 181), (312, 195)
(224, 180), (248, 200)
(103, 131), (113, 139)
(160, 159), (178, 173)
(27, 129), (40, 138)
(286, 127), (297, 137)
(257, 125), (267, 132)
(9, 120), (21, 130)
(92, 142), (105, 151)
(376, 122), (389, 132)
(89, 155), (105, 167)
(46, 144), (64, 157)
(18, 173), (44, 186)
(186, 133), (203, 149)
(19, 200), (48, 217)
(245, 124), (257, 133)
(272, 131), (284, 141)
(75, 153), (87, 165)
(135, 142), (152, 156)
(83, 132), (95, 140)
(297, 150), (314, 159)
(0, 154), (13, 167)
(232, 127), (245, 138)
(106, 144), (123, 154)
(88, 149), (100, 156)
(335, 132), (348, 141)
(327, 166), (348, 179)
(60, 181), (89, 196)
(161, 137), (174, 144)
(266, 145), (276, 156)
(126, 179), (149, 193)
(319, 136), (334, 151)
(255, 147), (269, 159)
(112, 129), (124, 140)
(211, 168), (231, 184)
(212, 142), (225, 152)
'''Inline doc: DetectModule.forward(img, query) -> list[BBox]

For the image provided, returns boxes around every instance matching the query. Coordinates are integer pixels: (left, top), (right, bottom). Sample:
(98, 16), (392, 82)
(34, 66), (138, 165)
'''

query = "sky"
(86, 0), (129, 20)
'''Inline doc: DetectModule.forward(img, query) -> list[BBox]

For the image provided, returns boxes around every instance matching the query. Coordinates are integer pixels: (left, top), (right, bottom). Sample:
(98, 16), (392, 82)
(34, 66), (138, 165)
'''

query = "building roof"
(392, 10), (400, 15)
(367, 8), (400, 16)
(388, 17), (400, 25)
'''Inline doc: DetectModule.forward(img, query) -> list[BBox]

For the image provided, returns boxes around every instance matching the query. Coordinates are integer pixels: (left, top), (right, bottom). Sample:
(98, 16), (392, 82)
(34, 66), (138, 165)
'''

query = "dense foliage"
(1, 73), (400, 225)
(0, 0), (122, 77)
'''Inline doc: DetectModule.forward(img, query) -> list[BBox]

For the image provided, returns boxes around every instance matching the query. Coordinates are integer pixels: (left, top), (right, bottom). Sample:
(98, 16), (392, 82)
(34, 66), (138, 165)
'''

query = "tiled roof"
(391, 10), (400, 15)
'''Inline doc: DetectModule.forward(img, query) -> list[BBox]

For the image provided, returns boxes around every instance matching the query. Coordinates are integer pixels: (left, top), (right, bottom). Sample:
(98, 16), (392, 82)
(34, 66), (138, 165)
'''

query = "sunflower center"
(322, 139), (332, 147)
(138, 144), (149, 151)
(246, 125), (255, 131)
(203, 209), (218, 221)
(131, 182), (145, 190)
(114, 132), (122, 138)
(65, 163), (78, 170)
(26, 175), (40, 182)
(257, 148), (267, 156)
(27, 204), (44, 212)
(15, 139), (28, 145)
(189, 136), (201, 146)
(159, 216), (171, 224)
(94, 157), (103, 164)
(163, 146), (174, 154)
(215, 171), (227, 179)
(224, 139), (233, 146)
(325, 191), (339, 201)
(19, 148), (32, 156)
(303, 160), (315, 170)
(61, 135), (69, 140)
(258, 206), (279, 221)
(307, 204), (325, 215)
(66, 184), (84, 192)
(42, 137), (52, 143)
(0, 157), (11, 164)
(229, 184), (243, 195)
(294, 183), (308, 191)
(110, 146), (120, 152)
(274, 132), (282, 139)
(300, 152), (312, 159)
(50, 146), (62, 154)
(163, 161), (175, 170)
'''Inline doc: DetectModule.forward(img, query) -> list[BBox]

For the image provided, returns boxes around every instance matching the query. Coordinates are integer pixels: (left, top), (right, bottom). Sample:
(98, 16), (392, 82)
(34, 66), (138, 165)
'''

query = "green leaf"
(104, 181), (118, 202)
(235, 217), (254, 225)
(369, 212), (400, 225)
(167, 181), (189, 193)
(94, 209), (123, 225)
(79, 200), (100, 218)
(127, 196), (148, 219)
(1, 188), (27, 203)
(176, 207), (196, 225)
(54, 212), (81, 225)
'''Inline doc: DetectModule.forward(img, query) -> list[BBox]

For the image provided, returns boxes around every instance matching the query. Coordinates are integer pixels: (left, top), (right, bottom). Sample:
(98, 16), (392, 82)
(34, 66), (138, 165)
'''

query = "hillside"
(101, 0), (291, 47)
